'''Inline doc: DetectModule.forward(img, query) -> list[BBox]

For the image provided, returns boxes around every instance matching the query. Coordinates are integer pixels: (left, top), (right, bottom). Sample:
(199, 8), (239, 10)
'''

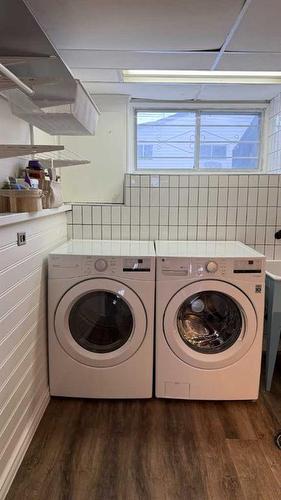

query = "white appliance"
(155, 241), (265, 400)
(48, 239), (155, 398)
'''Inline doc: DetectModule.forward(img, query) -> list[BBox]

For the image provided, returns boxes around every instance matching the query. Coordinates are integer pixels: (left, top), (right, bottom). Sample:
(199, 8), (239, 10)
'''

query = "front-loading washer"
(48, 239), (155, 398)
(155, 240), (265, 400)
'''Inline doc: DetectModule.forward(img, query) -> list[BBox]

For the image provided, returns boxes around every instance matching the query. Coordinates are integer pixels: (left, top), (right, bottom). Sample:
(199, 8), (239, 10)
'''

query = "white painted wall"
(60, 97), (273, 204)
(60, 95), (128, 203)
(33, 127), (59, 147)
(0, 96), (30, 185)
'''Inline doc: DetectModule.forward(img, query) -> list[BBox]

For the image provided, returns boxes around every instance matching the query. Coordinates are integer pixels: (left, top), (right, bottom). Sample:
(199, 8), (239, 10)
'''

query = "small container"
(0, 189), (43, 212)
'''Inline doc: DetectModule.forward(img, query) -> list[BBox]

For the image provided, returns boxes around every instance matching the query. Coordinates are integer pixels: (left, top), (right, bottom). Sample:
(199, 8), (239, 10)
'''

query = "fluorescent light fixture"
(122, 70), (281, 84)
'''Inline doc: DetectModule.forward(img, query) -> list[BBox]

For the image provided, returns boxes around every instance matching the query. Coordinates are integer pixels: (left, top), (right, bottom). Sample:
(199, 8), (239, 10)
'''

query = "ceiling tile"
(61, 49), (216, 71)
(228, 0), (281, 51)
(70, 68), (121, 82)
(218, 53), (281, 71)
(199, 84), (281, 101)
(84, 82), (202, 100)
(25, 0), (244, 51)
(81, 81), (281, 102)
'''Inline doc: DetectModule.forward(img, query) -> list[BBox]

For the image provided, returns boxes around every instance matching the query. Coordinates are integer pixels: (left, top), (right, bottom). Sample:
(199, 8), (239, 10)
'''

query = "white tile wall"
(67, 174), (281, 259)
(268, 93), (281, 173)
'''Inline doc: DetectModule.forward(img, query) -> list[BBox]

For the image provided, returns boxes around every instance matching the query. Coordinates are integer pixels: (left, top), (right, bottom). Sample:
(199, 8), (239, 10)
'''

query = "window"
(135, 110), (262, 171)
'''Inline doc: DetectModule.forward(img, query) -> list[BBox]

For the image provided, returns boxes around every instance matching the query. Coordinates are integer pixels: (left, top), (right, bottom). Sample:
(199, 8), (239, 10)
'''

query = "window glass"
(199, 112), (260, 170)
(136, 110), (261, 171)
(136, 111), (196, 169)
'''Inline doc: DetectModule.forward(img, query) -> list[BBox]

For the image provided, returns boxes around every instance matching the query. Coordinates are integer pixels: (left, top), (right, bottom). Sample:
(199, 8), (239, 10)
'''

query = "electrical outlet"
(17, 232), (26, 246)
(150, 175), (160, 187)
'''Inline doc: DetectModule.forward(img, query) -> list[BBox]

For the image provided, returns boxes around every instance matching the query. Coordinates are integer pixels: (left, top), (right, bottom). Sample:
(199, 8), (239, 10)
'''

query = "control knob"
(94, 258), (108, 272)
(206, 261), (218, 273)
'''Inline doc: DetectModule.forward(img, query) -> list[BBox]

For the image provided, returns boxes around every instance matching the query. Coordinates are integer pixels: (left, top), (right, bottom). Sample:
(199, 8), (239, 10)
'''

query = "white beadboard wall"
(0, 212), (67, 500)
(268, 93), (281, 173)
(67, 173), (281, 259)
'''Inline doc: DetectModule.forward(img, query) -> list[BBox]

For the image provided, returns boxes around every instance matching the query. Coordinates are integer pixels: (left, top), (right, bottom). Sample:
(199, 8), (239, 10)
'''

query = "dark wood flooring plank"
(5, 399), (84, 500)
(246, 395), (281, 489)
(145, 400), (209, 500)
(226, 439), (281, 500)
(216, 402), (258, 441)
(192, 402), (246, 500)
(6, 357), (281, 500)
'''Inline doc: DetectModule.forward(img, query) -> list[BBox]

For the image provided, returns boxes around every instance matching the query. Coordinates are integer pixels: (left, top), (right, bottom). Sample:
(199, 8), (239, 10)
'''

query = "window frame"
(132, 106), (265, 173)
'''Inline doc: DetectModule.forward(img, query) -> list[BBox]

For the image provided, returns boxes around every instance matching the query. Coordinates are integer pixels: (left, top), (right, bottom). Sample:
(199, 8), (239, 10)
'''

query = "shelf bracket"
(0, 63), (34, 95)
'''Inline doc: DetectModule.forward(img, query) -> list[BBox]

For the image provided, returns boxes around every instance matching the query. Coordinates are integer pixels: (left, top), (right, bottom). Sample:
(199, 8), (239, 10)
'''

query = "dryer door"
(55, 278), (147, 367)
(163, 280), (257, 369)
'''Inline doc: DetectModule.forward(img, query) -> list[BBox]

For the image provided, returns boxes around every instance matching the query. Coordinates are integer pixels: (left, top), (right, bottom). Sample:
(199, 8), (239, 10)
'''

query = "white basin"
(266, 260), (281, 280)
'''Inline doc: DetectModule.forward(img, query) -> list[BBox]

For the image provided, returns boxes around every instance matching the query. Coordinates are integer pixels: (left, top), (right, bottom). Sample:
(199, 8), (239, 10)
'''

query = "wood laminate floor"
(7, 356), (281, 500)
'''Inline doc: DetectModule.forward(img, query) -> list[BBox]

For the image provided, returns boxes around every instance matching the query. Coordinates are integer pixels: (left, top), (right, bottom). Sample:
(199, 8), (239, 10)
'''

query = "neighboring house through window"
(135, 110), (262, 171)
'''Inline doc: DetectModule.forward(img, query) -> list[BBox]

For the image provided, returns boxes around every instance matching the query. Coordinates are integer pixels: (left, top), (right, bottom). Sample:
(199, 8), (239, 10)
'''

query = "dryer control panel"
(123, 257), (151, 272)
(49, 254), (154, 279)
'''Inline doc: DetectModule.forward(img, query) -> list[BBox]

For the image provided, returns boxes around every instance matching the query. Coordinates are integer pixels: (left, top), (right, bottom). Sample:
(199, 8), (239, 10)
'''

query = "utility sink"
(264, 260), (281, 391)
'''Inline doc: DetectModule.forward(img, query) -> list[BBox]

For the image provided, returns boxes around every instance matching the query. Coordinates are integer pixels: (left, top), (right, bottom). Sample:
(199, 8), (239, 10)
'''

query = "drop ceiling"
(24, 0), (281, 101)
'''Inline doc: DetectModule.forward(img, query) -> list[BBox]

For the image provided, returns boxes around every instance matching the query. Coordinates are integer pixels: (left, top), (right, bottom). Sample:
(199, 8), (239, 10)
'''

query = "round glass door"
(177, 291), (242, 354)
(69, 291), (133, 353)
(55, 278), (147, 367)
(163, 280), (257, 369)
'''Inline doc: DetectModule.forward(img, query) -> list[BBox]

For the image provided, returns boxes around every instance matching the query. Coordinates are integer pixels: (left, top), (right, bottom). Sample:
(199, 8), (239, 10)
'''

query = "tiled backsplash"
(67, 173), (281, 259)
(268, 92), (281, 173)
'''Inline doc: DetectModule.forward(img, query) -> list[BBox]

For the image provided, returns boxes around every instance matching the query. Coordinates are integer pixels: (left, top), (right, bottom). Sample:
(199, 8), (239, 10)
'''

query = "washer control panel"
(161, 258), (224, 277)
(160, 257), (264, 279)
(161, 258), (189, 276)
(233, 259), (263, 274)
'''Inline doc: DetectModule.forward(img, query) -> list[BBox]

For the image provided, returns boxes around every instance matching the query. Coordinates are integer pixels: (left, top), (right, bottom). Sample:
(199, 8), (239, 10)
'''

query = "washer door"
(55, 278), (147, 367)
(163, 280), (257, 369)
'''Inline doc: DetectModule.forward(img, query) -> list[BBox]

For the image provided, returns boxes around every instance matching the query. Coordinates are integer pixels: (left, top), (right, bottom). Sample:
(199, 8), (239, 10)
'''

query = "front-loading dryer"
(48, 239), (155, 398)
(155, 240), (265, 400)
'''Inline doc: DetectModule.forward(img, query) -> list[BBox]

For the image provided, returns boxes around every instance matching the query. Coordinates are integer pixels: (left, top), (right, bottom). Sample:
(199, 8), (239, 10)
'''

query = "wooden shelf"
(0, 205), (71, 227)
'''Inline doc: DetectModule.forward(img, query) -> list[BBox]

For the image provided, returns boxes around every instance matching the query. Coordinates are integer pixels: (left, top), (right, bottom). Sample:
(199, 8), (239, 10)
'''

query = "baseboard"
(0, 389), (50, 500)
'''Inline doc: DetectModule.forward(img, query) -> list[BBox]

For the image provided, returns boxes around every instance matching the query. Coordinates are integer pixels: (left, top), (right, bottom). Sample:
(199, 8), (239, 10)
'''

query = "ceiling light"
(122, 70), (281, 84)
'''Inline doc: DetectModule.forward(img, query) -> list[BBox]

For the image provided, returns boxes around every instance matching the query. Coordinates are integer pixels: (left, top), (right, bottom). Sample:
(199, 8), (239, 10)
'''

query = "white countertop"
(155, 240), (265, 258)
(50, 239), (156, 257)
(0, 205), (71, 227)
